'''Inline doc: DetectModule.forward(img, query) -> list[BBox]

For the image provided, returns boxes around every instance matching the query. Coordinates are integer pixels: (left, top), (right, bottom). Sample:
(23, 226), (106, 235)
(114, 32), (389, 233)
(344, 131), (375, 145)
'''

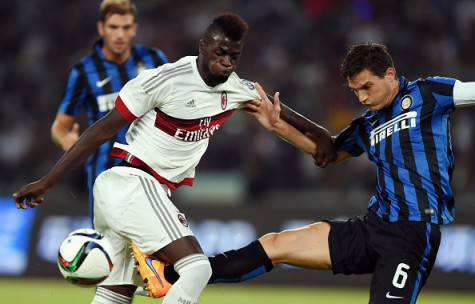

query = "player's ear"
(198, 38), (205, 53)
(131, 22), (138, 37)
(385, 67), (396, 80)
(97, 21), (105, 37)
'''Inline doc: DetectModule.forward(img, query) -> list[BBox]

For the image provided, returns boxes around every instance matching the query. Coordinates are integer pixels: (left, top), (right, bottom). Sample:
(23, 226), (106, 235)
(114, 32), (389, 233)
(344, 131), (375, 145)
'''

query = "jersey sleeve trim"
(115, 96), (137, 123)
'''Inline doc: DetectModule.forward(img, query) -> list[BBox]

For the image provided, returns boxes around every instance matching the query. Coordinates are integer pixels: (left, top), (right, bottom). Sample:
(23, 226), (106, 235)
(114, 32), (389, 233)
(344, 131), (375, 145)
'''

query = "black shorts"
(326, 211), (441, 304)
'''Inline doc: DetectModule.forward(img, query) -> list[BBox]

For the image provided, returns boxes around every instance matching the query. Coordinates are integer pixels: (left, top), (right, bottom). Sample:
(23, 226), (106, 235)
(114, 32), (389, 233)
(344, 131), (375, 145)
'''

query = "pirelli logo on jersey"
(370, 111), (417, 146)
(154, 108), (235, 142)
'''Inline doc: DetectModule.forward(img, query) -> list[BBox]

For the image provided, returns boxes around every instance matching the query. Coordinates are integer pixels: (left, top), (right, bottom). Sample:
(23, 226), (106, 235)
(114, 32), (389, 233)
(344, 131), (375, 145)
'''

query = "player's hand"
(242, 82), (281, 131)
(13, 179), (50, 209)
(62, 122), (80, 151)
(306, 132), (337, 168)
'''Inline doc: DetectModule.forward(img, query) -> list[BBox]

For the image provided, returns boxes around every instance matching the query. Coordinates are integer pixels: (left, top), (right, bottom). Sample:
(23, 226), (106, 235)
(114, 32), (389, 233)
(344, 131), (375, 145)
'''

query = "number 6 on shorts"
(392, 263), (410, 288)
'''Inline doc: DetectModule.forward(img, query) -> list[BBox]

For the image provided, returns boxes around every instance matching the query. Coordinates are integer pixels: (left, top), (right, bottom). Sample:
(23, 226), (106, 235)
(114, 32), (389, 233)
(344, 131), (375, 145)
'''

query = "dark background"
(1, 0), (474, 290)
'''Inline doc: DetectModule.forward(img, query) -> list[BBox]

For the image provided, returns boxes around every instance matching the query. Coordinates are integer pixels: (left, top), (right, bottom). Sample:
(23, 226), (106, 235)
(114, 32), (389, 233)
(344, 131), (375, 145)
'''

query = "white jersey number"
(392, 263), (410, 289)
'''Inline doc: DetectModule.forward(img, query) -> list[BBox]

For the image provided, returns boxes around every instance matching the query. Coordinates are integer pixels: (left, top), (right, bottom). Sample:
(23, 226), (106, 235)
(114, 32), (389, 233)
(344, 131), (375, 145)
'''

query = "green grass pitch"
(1, 279), (474, 303)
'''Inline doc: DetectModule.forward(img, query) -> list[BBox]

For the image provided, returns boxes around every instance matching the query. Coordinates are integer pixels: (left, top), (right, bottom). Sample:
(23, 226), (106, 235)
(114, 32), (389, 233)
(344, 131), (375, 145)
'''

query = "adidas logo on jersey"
(185, 99), (196, 108)
(370, 111), (417, 146)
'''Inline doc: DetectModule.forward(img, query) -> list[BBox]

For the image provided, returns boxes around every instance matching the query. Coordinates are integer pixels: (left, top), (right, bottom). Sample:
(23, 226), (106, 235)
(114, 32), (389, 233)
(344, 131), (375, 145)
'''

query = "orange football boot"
(131, 243), (172, 298)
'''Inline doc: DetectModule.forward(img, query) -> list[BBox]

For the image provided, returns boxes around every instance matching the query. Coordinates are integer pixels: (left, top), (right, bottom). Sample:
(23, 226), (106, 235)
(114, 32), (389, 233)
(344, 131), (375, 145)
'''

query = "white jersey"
(113, 56), (259, 189)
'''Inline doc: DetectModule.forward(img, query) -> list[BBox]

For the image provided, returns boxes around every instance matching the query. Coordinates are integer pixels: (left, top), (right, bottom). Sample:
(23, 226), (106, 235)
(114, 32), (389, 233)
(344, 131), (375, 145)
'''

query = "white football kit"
(93, 56), (259, 285)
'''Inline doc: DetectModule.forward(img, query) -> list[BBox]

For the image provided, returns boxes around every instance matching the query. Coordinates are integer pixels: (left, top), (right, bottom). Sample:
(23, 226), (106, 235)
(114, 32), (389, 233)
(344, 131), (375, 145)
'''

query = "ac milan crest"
(178, 213), (189, 227)
(221, 91), (228, 110)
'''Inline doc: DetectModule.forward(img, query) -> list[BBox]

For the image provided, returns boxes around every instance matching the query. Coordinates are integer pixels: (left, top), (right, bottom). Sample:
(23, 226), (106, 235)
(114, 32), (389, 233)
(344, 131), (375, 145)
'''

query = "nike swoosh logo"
(145, 257), (164, 287)
(386, 292), (404, 299)
(96, 77), (110, 88)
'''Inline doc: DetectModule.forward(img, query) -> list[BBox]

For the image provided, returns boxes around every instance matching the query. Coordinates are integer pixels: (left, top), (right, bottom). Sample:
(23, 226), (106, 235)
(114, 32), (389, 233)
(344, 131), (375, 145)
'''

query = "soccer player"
(51, 0), (168, 222)
(13, 13), (333, 304)
(158, 43), (475, 303)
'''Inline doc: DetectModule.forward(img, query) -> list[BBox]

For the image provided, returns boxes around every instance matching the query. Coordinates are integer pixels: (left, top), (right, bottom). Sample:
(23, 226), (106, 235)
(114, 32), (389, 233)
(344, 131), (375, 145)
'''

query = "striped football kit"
(92, 55), (259, 286)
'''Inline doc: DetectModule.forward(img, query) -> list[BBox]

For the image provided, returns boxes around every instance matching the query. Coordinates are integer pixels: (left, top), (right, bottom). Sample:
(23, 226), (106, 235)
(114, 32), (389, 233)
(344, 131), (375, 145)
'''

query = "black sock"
(164, 240), (273, 284)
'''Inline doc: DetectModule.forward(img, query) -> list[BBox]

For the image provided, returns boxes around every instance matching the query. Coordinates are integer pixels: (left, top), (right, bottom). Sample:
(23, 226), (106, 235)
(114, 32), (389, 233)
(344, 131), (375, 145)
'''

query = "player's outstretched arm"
(244, 83), (337, 166)
(244, 83), (317, 155)
(278, 101), (336, 167)
(13, 109), (128, 209)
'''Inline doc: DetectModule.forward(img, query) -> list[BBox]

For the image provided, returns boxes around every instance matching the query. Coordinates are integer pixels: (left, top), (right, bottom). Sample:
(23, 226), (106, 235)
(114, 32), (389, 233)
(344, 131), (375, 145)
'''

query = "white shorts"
(93, 166), (194, 285)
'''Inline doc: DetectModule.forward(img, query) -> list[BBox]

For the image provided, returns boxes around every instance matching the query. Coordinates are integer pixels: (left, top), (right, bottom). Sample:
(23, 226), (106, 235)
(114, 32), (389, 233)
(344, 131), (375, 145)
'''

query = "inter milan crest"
(401, 95), (413, 110)
(221, 91), (228, 110)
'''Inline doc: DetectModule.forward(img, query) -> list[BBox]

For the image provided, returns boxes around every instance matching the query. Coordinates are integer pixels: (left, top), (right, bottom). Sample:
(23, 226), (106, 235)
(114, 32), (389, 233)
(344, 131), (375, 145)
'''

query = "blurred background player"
(51, 0), (168, 223)
(158, 43), (475, 303)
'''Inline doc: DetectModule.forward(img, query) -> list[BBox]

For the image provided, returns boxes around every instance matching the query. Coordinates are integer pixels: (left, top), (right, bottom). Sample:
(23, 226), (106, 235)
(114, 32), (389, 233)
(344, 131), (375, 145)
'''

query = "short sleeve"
(425, 76), (456, 113)
(115, 69), (165, 122)
(452, 80), (475, 107)
(334, 117), (365, 157)
(58, 67), (87, 116)
(231, 77), (260, 106)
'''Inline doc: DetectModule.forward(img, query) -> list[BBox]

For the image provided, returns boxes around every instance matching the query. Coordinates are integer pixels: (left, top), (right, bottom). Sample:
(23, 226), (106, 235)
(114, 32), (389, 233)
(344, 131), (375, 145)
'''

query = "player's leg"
(90, 170), (140, 303)
(116, 168), (211, 303)
(161, 221), (332, 286)
(151, 236), (211, 304)
(259, 221), (332, 268)
(368, 222), (441, 304)
(90, 222), (137, 303)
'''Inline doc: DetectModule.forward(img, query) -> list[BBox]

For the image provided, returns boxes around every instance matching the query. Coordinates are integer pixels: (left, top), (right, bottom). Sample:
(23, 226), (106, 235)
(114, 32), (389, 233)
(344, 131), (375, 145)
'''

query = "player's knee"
(174, 254), (212, 287)
(259, 232), (287, 263)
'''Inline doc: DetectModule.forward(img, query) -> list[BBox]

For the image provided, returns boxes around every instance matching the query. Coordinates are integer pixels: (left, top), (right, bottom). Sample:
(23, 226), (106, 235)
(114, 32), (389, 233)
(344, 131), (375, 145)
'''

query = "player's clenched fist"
(13, 179), (49, 209)
(306, 131), (337, 168)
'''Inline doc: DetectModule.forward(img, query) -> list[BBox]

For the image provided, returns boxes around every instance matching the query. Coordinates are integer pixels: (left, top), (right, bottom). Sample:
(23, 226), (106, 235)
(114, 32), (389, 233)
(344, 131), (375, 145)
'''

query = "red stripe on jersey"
(115, 96), (137, 123)
(154, 108), (235, 142)
(110, 147), (193, 190)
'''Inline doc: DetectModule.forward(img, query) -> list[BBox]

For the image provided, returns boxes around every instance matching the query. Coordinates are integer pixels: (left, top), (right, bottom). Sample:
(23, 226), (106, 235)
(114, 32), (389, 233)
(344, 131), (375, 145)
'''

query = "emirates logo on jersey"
(221, 91), (228, 110)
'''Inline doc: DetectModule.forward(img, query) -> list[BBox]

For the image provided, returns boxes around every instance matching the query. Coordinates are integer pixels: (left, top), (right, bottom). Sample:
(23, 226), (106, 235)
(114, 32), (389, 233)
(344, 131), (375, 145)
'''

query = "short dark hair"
(99, 0), (137, 22)
(204, 12), (249, 41)
(340, 43), (394, 79)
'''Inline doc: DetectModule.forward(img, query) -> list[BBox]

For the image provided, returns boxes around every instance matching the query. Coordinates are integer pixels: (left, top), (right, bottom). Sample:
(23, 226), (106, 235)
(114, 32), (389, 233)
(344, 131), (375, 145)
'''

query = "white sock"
(134, 286), (149, 297)
(162, 254), (212, 304)
(91, 287), (132, 304)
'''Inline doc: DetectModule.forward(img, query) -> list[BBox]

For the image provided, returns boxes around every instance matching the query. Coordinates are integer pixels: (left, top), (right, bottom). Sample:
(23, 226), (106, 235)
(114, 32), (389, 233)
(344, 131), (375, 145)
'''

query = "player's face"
(200, 32), (242, 84)
(347, 68), (398, 111)
(98, 14), (137, 56)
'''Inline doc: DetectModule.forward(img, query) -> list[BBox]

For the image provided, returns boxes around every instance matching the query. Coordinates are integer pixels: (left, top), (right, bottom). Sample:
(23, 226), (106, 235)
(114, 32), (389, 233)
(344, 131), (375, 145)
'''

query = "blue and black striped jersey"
(335, 76), (456, 225)
(57, 40), (168, 218)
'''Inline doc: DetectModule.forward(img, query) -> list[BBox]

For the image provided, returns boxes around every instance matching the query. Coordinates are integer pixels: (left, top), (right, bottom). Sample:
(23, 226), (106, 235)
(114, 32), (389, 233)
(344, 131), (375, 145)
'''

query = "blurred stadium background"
(1, 0), (475, 303)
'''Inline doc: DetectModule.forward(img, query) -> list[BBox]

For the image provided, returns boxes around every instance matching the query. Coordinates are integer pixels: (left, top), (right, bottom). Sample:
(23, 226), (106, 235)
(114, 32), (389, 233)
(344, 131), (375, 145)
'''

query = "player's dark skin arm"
(13, 107), (204, 290)
(278, 101), (336, 167)
(13, 109), (128, 209)
(248, 88), (337, 167)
